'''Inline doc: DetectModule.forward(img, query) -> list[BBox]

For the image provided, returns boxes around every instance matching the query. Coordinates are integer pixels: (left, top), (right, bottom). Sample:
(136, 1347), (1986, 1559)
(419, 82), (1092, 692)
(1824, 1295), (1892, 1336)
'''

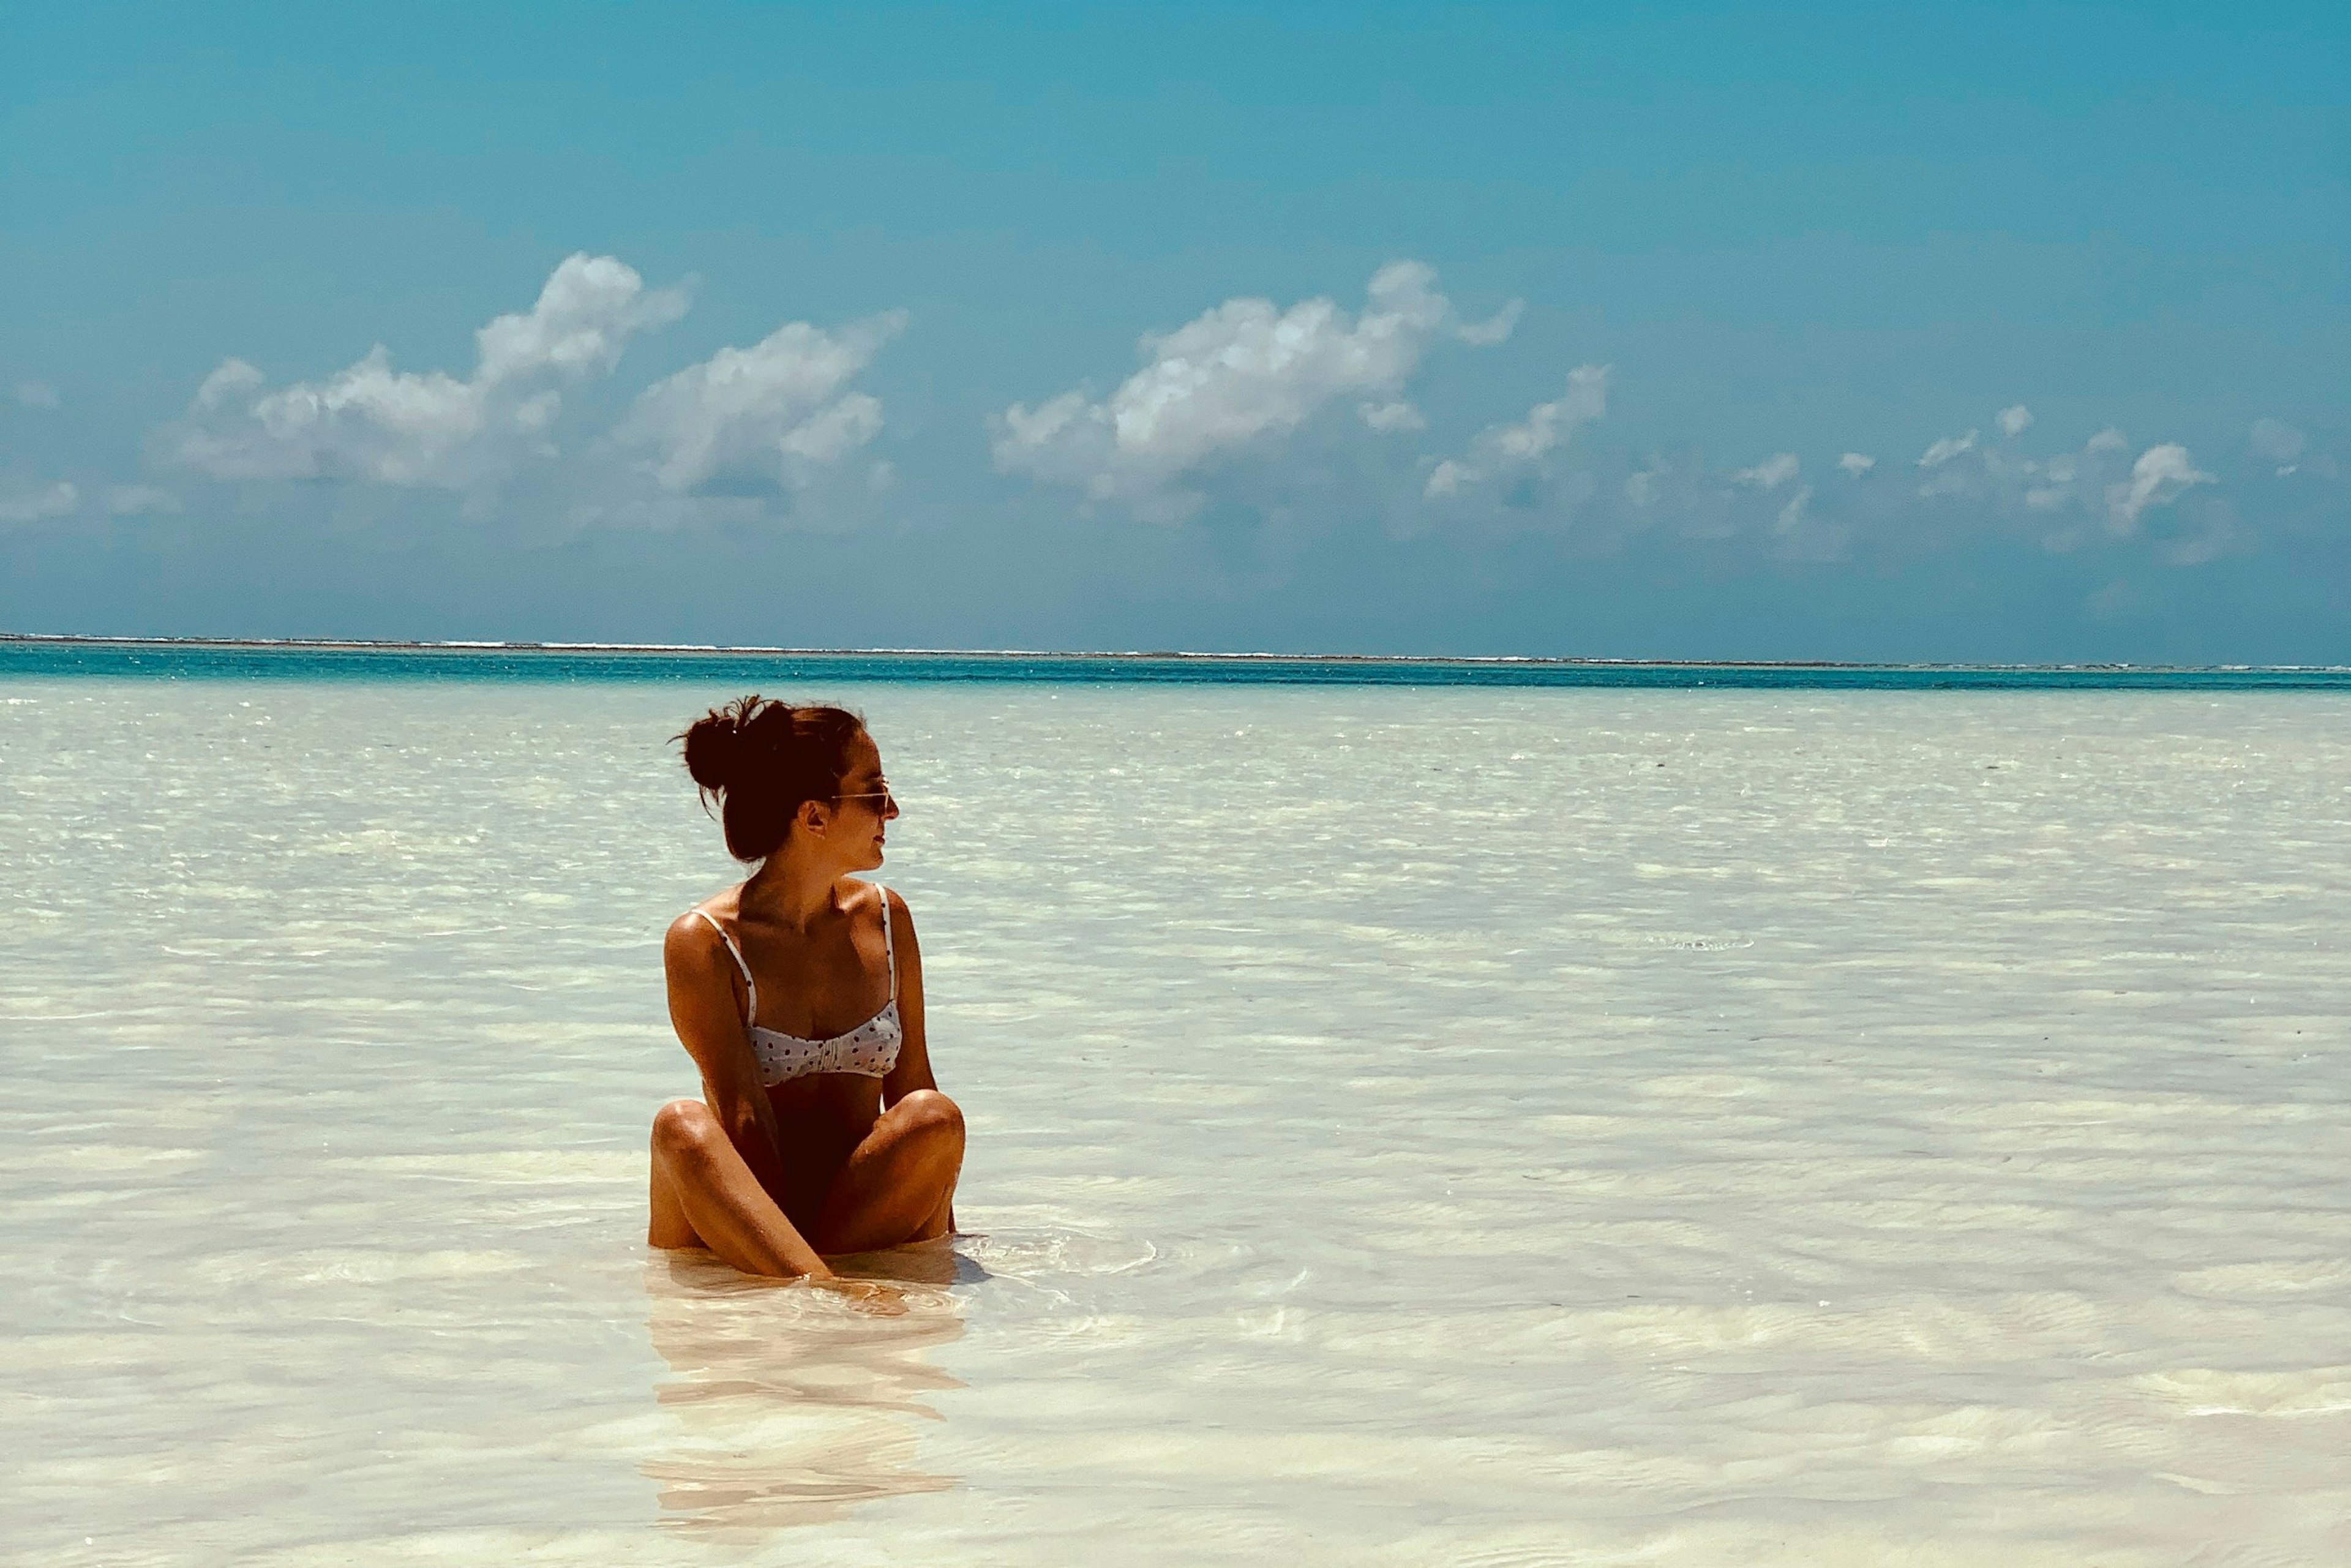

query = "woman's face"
(822, 732), (899, 871)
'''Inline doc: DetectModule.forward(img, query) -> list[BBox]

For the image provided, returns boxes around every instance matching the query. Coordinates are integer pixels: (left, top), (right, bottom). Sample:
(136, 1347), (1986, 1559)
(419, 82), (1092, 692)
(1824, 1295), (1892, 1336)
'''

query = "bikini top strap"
(876, 883), (896, 999)
(693, 909), (757, 1024)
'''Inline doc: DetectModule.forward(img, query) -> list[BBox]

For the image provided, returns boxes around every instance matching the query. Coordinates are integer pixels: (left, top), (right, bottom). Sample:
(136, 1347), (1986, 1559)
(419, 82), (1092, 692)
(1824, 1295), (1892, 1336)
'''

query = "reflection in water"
(640, 1241), (980, 1531)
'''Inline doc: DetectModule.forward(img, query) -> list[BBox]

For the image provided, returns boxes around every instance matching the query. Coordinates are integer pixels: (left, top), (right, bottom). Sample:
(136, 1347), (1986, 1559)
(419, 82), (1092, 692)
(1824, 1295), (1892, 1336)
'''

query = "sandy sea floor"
(2, 678), (2346, 1564)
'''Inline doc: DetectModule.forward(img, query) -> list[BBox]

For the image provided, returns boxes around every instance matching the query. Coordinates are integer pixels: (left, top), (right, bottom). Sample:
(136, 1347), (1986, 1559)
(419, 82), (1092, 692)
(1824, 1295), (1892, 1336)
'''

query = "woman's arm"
(879, 888), (936, 1110)
(877, 889), (953, 1233)
(664, 912), (795, 1202)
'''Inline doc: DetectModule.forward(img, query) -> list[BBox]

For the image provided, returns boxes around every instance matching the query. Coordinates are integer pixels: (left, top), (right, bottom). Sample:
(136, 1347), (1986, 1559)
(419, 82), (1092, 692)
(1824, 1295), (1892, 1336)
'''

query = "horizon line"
(2, 631), (2344, 674)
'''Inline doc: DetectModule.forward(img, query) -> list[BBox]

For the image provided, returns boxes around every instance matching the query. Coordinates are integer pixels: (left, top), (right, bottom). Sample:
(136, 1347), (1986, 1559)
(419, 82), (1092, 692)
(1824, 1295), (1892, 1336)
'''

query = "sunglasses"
(833, 785), (898, 812)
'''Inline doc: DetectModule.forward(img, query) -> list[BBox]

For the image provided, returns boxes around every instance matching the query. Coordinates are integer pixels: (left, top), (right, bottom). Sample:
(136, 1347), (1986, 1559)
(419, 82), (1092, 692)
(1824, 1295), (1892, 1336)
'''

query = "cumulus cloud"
(2105, 443), (2214, 534)
(1918, 430), (1979, 469)
(1732, 452), (1800, 490)
(1488, 370), (1610, 463)
(1721, 454), (1840, 559)
(472, 257), (688, 384)
(12, 381), (59, 410)
(1420, 461), (1468, 498)
(1424, 366), (1610, 499)
(1626, 416), (2236, 568)
(1917, 407), (2032, 494)
(0, 479), (78, 523)
(171, 253), (689, 489)
(1942, 426), (2223, 557)
(992, 261), (1513, 514)
(618, 312), (905, 492)
(2019, 429), (2128, 518)
(1359, 400), (1426, 432)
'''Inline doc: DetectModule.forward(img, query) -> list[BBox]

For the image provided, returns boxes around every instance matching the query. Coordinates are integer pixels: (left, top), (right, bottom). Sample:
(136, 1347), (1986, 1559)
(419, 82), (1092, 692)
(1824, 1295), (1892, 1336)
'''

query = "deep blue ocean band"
(4, 636), (2348, 690)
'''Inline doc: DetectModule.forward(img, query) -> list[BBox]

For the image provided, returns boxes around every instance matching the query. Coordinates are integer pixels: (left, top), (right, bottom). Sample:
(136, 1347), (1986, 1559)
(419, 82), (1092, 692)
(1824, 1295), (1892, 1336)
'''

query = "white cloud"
(1682, 417), (2233, 567)
(1455, 299), (1525, 347)
(1492, 370), (1609, 461)
(2105, 442), (2214, 534)
(2023, 428), (2129, 517)
(618, 313), (904, 492)
(1422, 458), (1472, 498)
(193, 359), (266, 411)
(1625, 456), (1670, 508)
(1915, 427), (1994, 497)
(2249, 418), (2304, 462)
(1423, 366), (1610, 498)
(180, 348), (487, 484)
(1918, 430), (1979, 468)
(0, 479), (78, 523)
(12, 381), (59, 410)
(1996, 404), (2033, 438)
(2006, 429), (2220, 555)
(473, 255), (689, 384)
(779, 394), (884, 464)
(1775, 484), (1813, 531)
(1722, 455), (1840, 558)
(1359, 400), (1426, 432)
(993, 261), (1504, 514)
(171, 253), (689, 488)
(104, 484), (181, 516)
(2250, 417), (2306, 475)
(1765, 480), (1850, 562)
(1732, 452), (1799, 490)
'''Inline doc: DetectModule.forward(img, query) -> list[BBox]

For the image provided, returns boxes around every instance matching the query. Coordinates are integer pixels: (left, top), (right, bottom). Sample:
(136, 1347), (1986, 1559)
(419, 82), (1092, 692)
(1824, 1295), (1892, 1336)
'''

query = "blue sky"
(2, 2), (2344, 659)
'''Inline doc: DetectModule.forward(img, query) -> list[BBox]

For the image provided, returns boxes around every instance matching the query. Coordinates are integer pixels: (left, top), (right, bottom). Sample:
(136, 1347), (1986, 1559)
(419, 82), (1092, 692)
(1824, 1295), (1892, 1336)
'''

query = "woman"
(649, 697), (962, 1278)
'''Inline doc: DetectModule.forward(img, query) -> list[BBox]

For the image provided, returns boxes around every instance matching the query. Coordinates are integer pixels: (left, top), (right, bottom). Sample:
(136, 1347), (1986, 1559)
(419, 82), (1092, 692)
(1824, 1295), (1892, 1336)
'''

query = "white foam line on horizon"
(3, 632), (2349, 673)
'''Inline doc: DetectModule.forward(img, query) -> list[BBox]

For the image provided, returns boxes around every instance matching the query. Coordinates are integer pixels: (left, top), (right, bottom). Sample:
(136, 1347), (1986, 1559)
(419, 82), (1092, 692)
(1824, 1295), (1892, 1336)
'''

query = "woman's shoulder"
(665, 888), (744, 955)
(838, 876), (906, 907)
(852, 877), (914, 936)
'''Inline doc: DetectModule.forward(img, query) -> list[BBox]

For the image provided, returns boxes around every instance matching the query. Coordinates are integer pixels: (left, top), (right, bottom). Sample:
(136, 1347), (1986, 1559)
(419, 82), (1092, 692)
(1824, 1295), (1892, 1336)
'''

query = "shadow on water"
(640, 1240), (987, 1532)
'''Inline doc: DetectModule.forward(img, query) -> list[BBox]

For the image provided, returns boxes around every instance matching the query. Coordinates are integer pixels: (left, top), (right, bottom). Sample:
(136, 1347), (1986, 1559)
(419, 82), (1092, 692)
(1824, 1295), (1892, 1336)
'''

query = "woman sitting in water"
(648, 697), (962, 1278)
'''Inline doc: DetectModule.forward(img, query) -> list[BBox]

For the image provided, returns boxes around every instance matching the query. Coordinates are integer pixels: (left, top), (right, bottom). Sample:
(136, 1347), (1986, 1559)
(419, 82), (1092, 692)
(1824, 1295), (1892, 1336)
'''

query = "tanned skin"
(648, 732), (961, 1278)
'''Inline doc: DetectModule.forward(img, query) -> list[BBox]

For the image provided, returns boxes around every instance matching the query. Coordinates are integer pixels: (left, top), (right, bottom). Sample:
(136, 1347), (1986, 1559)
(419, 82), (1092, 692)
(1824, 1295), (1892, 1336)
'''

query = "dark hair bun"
(681, 697), (778, 790)
(676, 696), (868, 861)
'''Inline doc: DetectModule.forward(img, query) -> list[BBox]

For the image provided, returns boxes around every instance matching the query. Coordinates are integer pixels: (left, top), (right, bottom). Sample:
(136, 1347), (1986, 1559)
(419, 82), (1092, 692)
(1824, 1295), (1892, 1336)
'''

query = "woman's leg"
(809, 1090), (965, 1255)
(648, 1099), (832, 1278)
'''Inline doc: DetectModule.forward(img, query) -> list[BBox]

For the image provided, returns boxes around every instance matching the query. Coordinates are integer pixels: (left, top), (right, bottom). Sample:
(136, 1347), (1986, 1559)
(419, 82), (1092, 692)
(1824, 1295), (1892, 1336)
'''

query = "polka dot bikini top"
(693, 885), (902, 1086)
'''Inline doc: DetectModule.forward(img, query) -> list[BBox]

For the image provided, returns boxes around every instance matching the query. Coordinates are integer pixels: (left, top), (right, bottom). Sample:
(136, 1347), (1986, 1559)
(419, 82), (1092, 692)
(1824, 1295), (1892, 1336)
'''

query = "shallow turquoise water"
(2, 673), (2346, 1564)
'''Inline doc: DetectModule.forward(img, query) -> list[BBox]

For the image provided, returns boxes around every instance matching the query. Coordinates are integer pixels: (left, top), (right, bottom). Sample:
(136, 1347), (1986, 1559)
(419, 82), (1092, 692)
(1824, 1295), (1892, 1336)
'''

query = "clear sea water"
(4, 647), (2347, 1564)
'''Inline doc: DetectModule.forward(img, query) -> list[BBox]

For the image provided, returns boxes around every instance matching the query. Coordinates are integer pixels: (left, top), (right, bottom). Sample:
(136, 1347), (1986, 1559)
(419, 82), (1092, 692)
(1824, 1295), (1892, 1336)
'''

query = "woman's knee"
(894, 1089), (965, 1145)
(651, 1098), (721, 1163)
